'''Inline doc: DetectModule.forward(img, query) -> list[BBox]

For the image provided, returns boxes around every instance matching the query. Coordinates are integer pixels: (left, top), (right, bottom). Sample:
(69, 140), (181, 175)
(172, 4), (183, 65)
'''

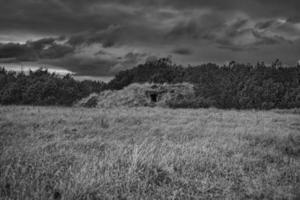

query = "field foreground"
(0, 106), (299, 199)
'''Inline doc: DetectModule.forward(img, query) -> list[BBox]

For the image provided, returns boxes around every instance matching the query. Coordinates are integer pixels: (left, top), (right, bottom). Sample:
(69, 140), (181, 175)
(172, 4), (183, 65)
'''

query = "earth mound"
(75, 83), (195, 108)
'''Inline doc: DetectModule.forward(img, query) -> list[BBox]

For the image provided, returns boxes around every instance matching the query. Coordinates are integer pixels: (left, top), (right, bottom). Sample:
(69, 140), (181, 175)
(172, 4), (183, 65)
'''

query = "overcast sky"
(0, 0), (300, 76)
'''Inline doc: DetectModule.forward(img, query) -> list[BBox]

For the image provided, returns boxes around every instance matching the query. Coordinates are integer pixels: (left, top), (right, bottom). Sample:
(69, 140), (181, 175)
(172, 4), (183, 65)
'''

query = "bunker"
(76, 83), (195, 108)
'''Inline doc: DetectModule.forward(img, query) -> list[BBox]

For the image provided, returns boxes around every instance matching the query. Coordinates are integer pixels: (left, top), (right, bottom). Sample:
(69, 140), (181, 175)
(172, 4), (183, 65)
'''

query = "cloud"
(110, 52), (147, 73)
(199, 17), (297, 51)
(39, 44), (75, 59)
(0, 38), (74, 61)
(0, 35), (150, 76)
(0, 43), (31, 59)
(255, 20), (278, 30)
(1, 1), (300, 37)
(166, 20), (199, 40)
(67, 25), (122, 47)
(42, 54), (116, 76)
(172, 47), (193, 55)
(37, 46), (149, 76)
(1, 0), (300, 72)
(27, 38), (56, 50)
(251, 30), (291, 45)
(287, 17), (300, 23)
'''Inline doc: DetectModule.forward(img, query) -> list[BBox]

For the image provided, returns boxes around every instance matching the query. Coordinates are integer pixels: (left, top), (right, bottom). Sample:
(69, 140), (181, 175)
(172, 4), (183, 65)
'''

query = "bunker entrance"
(150, 93), (158, 102)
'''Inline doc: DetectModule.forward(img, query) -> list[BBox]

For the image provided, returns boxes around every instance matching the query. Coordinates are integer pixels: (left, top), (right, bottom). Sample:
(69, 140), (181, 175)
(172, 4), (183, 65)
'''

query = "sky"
(0, 0), (300, 76)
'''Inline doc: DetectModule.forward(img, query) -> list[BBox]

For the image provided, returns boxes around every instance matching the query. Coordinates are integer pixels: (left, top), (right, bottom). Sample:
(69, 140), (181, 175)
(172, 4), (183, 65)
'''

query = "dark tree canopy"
(107, 58), (300, 109)
(0, 68), (105, 106)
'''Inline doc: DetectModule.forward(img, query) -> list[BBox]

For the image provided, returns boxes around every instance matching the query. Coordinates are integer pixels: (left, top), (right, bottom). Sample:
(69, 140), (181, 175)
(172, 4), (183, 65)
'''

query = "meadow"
(0, 106), (299, 199)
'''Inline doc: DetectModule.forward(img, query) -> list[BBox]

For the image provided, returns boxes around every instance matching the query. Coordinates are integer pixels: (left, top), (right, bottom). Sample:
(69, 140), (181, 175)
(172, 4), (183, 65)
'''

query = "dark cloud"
(124, 52), (147, 62)
(166, 12), (226, 42)
(217, 45), (253, 52)
(110, 52), (147, 73)
(226, 19), (249, 37)
(252, 30), (291, 45)
(200, 17), (296, 51)
(255, 20), (277, 30)
(0, 38), (74, 61)
(215, 29), (291, 52)
(1, 0), (300, 74)
(172, 48), (193, 55)
(67, 25), (122, 47)
(287, 17), (300, 23)
(1, 0), (298, 37)
(95, 50), (112, 56)
(43, 55), (115, 76)
(39, 44), (75, 59)
(27, 38), (56, 51)
(38, 48), (148, 76)
(1, 1), (300, 34)
(166, 20), (199, 40)
(0, 43), (30, 59)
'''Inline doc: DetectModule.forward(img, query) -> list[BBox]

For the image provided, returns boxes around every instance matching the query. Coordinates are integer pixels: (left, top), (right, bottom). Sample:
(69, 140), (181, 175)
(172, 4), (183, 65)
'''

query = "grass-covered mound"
(76, 83), (195, 108)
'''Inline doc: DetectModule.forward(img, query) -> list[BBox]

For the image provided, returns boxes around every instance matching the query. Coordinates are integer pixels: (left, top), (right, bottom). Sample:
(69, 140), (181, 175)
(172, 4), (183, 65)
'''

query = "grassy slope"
(0, 106), (299, 200)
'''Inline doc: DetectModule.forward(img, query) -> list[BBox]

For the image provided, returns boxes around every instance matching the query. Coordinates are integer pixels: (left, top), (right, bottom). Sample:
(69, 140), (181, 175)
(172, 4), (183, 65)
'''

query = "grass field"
(0, 106), (299, 199)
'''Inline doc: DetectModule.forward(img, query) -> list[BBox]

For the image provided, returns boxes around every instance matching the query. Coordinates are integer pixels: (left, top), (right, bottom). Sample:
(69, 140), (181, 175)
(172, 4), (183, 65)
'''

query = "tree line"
(108, 58), (300, 109)
(0, 58), (299, 109)
(0, 68), (105, 106)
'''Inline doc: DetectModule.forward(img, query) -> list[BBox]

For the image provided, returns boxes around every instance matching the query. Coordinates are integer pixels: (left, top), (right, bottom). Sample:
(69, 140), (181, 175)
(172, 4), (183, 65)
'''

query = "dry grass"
(0, 106), (299, 199)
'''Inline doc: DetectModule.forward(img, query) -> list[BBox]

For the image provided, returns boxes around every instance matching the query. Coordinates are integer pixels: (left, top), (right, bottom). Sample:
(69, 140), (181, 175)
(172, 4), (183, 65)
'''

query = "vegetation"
(108, 58), (300, 109)
(75, 83), (196, 109)
(0, 106), (299, 199)
(0, 68), (105, 106)
(1, 58), (300, 110)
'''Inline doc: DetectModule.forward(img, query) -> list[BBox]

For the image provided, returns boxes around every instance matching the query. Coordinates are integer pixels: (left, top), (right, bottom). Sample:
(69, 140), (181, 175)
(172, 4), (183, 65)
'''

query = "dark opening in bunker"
(150, 93), (158, 102)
